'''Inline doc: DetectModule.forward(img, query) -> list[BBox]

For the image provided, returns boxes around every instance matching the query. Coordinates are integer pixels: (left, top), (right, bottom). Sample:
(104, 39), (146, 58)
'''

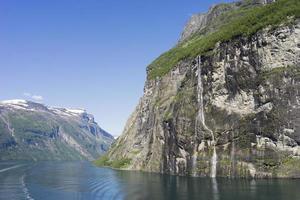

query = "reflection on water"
(0, 161), (299, 200)
(250, 179), (257, 197)
(212, 178), (219, 200)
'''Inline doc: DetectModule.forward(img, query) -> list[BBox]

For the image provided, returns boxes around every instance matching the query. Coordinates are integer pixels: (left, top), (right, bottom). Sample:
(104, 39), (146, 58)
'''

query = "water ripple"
(1, 161), (300, 200)
(88, 176), (123, 200)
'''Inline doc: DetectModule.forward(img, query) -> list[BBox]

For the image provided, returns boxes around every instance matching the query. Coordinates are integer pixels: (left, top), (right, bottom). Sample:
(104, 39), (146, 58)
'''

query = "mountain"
(0, 99), (114, 161)
(98, 0), (300, 178)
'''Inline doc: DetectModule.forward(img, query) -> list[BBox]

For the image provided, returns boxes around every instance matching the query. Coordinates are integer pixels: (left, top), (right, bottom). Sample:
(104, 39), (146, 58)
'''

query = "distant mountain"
(0, 99), (114, 161)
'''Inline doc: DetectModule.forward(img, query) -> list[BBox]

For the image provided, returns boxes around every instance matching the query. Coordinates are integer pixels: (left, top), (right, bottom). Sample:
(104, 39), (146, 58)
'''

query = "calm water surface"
(0, 161), (299, 200)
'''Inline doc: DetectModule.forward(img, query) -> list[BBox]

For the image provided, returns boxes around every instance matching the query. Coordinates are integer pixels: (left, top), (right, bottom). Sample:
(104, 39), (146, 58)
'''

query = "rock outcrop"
(106, 0), (300, 178)
(0, 100), (114, 161)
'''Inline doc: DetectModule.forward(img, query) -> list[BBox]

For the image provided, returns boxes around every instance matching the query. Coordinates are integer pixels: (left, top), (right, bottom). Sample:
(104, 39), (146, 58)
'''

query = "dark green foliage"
(111, 158), (132, 168)
(94, 155), (132, 169)
(94, 155), (111, 166)
(148, 0), (300, 79)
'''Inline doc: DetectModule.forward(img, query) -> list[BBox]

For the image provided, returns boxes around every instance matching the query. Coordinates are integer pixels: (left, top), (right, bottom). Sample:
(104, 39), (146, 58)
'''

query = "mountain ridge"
(0, 99), (114, 161)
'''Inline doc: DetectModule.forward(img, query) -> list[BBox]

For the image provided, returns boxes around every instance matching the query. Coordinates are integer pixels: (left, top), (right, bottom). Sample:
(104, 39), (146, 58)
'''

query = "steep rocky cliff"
(102, 0), (300, 178)
(0, 100), (114, 161)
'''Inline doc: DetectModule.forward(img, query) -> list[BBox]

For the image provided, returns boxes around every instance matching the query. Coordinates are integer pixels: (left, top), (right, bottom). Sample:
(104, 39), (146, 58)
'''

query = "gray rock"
(108, 19), (300, 178)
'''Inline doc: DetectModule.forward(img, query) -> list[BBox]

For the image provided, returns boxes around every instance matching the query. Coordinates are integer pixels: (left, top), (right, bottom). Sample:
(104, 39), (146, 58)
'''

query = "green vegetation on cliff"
(94, 155), (132, 169)
(105, 0), (300, 178)
(148, 0), (300, 79)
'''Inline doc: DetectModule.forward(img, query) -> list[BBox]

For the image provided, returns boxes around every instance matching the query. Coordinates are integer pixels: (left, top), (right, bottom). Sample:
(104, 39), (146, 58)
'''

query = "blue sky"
(0, 0), (232, 136)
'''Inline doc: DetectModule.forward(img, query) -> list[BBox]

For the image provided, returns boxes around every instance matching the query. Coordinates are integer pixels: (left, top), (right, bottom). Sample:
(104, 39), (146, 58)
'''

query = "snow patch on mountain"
(1, 99), (28, 106)
(0, 99), (87, 118)
(0, 99), (31, 110)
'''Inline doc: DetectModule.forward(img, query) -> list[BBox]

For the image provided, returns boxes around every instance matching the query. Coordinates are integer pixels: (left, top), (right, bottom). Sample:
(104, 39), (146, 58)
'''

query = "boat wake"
(21, 175), (34, 200)
(0, 164), (24, 173)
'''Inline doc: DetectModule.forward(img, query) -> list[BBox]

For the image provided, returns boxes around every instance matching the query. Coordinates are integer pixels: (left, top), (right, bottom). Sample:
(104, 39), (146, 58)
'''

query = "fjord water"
(0, 161), (299, 200)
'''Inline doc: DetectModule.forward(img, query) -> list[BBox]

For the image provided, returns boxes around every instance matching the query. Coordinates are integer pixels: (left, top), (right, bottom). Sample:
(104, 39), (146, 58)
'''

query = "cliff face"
(107, 0), (300, 178)
(0, 100), (114, 161)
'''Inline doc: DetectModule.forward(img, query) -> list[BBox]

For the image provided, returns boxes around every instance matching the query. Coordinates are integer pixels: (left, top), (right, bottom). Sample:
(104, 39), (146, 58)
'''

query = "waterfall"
(0, 115), (15, 138)
(211, 147), (217, 178)
(230, 140), (236, 177)
(196, 56), (217, 178)
(191, 146), (198, 176)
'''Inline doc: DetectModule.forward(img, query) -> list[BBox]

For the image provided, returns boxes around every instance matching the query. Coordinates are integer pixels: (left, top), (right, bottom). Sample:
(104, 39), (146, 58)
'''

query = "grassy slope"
(94, 155), (132, 169)
(148, 0), (300, 79)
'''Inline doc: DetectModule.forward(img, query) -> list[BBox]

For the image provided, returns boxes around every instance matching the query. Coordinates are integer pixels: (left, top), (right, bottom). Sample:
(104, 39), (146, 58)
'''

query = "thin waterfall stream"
(196, 56), (217, 178)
